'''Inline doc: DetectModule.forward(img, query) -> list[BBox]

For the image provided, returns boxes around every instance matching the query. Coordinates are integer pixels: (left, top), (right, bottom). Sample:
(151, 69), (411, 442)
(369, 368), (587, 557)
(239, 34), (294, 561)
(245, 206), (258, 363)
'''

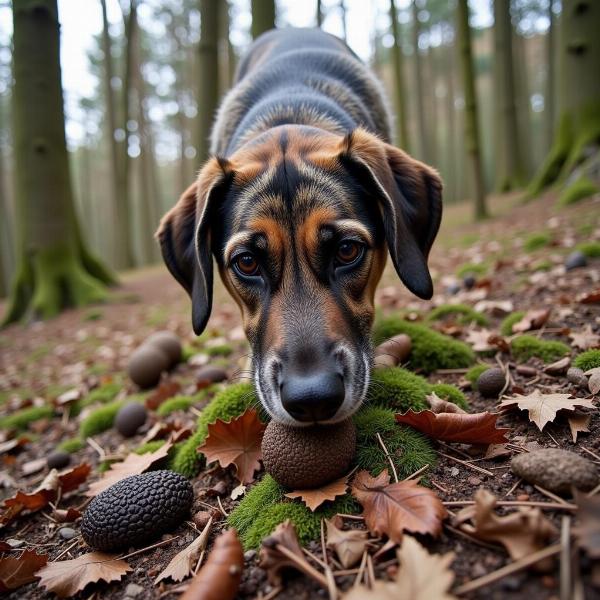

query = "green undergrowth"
(372, 317), (474, 372)
(456, 263), (488, 278)
(466, 364), (491, 389)
(0, 405), (54, 431)
(511, 335), (570, 363)
(57, 437), (85, 453)
(523, 232), (551, 252)
(576, 241), (600, 259)
(573, 349), (600, 371)
(79, 397), (127, 438)
(204, 344), (233, 357)
(427, 304), (489, 327)
(72, 382), (122, 416)
(500, 312), (525, 336)
(558, 177), (599, 207)
(156, 395), (195, 417)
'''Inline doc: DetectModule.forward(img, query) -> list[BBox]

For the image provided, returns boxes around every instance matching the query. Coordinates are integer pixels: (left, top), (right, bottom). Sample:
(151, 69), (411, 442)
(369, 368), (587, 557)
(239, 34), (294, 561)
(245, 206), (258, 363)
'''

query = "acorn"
(115, 402), (147, 437)
(262, 419), (356, 489)
(477, 367), (506, 398)
(145, 331), (182, 367)
(128, 344), (170, 388)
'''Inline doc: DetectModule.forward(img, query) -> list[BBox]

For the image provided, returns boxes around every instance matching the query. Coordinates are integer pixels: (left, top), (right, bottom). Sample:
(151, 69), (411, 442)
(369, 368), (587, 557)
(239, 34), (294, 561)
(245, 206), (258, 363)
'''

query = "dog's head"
(157, 126), (442, 426)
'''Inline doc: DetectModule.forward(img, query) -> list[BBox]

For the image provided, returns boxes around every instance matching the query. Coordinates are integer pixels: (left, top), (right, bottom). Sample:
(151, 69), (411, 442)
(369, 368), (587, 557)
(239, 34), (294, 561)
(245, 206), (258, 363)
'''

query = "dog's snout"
(280, 371), (344, 423)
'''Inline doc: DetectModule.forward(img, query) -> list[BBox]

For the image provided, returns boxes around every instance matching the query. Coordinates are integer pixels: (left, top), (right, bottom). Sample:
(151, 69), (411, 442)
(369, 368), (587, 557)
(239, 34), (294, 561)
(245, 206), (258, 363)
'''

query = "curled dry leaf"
(0, 550), (48, 592)
(426, 392), (466, 414)
(325, 517), (367, 568)
(37, 552), (131, 598)
(344, 536), (456, 600)
(145, 379), (181, 410)
(499, 392), (595, 431)
(568, 413), (591, 443)
(395, 410), (509, 445)
(52, 507), (82, 523)
(374, 334), (412, 367)
(543, 356), (571, 375)
(573, 492), (600, 559)
(198, 408), (266, 484)
(351, 470), (447, 543)
(285, 474), (349, 511)
(155, 517), (212, 583)
(512, 308), (550, 333)
(456, 489), (557, 565)
(180, 528), (244, 600)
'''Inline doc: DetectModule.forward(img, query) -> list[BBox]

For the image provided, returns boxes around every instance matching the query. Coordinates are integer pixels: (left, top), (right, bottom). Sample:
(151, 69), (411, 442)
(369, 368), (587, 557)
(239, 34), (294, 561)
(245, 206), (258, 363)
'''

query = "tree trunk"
(411, 0), (428, 161)
(218, 0), (233, 98)
(528, 0), (600, 196)
(197, 0), (219, 164)
(444, 44), (457, 203)
(0, 101), (14, 298)
(4, 0), (114, 325)
(339, 0), (347, 42)
(512, 29), (533, 179)
(389, 0), (410, 151)
(545, 2), (555, 150)
(251, 0), (275, 40)
(493, 0), (524, 191)
(316, 0), (323, 27)
(457, 0), (488, 220)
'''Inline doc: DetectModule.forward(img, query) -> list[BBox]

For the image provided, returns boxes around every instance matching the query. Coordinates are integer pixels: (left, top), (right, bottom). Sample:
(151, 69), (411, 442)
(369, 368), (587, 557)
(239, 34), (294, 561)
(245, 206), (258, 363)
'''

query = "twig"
(430, 479), (450, 494)
(274, 543), (328, 589)
(261, 585), (283, 600)
(116, 536), (180, 562)
(337, 514), (364, 521)
(444, 524), (502, 552)
(403, 463), (430, 481)
(320, 519), (328, 568)
(534, 484), (569, 505)
(53, 540), (79, 561)
(443, 500), (577, 511)
(580, 446), (600, 462)
(438, 452), (494, 477)
(546, 429), (560, 447)
(366, 553), (375, 589)
(86, 437), (106, 459)
(376, 433), (398, 483)
(353, 551), (367, 588)
(587, 482), (600, 497)
(560, 516), (571, 600)
(504, 477), (522, 497)
(217, 496), (228, 517)
(454, 544), (561, 595)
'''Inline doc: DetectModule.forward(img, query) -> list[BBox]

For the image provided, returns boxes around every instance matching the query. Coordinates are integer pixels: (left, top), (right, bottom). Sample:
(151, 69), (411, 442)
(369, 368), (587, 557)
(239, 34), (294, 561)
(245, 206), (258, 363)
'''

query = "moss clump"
(367, 368), (429, 411)
(573, 349), (600, 371)
(170, 383), (260, 477)
(429, 383), (468, 410)
(532, 259), (553, 272)
(79, 399), (125, 438)
(511, 335), (570, 363)
(523, 232), (551, 252)
(134, 440), (166, 455)
(427, 304), (489, 327)
(558, 177), (599, 207)
(0, 405), (54, 431)
(57, 437), (85, 453)
(576, 241), (600, 259)
(456, 263), (488, 278)
(500, 311), (525, 336)
(72, 382), (122, 415)
(204, 344), (233, 357)
(156, 395), (195, 417)
(466, 364), (491, 389)
(372, 317), (474, 372)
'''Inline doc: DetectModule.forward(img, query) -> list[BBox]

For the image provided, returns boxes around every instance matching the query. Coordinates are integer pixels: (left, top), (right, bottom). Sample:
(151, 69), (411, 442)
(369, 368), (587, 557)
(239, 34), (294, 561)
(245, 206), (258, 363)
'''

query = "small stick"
(454, 544), (561, 595)
(366, 554), (376, 589)
(216, 496), (228, 517)
(443, 500), (577, 511)
(504, 477), (522, 497)
(262, 585), (283, 600)
(376, 433), (398, 483)
(86, 437), (106, 459)
(560, 516), (571, 600)
(534, 484), (570, 505)
(353, 551), (368, 588)
(587, 482), (600, 497)
(302, 547), (328, 570)
(438, 452), (494, 477)
(337, 514), (364, 521)
(403, 463), (430, 481)
(444, 524), (501, 552)
(430, 479), (450, 494)
(546, 430), (560, 447)
(115, 536), (180, 562)
(53, 540), (79, 562)
(325, 565), (338, 600)
(320, 519), (328, 568)
(580, 446), (600, 462)
(274, 544), (328, 589)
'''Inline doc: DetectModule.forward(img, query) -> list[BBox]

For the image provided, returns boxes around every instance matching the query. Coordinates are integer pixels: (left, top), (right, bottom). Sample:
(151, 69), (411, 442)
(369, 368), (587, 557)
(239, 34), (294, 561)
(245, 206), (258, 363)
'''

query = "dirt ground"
(0, 190), (599, 599)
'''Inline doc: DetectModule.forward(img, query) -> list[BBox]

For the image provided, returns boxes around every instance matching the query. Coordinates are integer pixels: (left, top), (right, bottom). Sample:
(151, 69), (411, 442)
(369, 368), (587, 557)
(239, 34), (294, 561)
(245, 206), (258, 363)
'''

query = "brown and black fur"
(157, 28), (442, 426)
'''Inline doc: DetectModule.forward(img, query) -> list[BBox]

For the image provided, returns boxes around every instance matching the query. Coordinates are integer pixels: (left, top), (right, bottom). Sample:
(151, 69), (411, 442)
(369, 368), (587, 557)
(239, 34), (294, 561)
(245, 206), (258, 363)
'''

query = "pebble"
(449, 467), (460, 477)
(467, 476), (482, 486)
(477, 368), (506, 398)
(192, 510), (213, 529)
(47, 451), (71, 470)
(244, 549), (257, 561)
(59, 527), (77, 540)
(511, 449), (599, 495)
(567, 367), (589, 390)
(6, 538), (24, 548)
(446, 282), (461, 295)
(115, 402), (147, 437)
(565, 250), (587, 271)
(196, 365), (228, 388)
(124, 583), (145, 598)
(463, 275), (476, 290)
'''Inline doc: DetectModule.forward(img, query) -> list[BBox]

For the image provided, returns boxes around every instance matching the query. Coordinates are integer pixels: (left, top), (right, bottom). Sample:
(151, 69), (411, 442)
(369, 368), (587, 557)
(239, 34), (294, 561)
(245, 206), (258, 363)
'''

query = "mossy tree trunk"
(251, 0), (275, 40)
(389, 0), (410, 151)
(0, 104), (13, 298)
(528, 0), (600, 197)
(3, 0), (115, 325)
(457, 0), (488, 220)
(411, 0), (429, 161)
(493, 0), (524, 191)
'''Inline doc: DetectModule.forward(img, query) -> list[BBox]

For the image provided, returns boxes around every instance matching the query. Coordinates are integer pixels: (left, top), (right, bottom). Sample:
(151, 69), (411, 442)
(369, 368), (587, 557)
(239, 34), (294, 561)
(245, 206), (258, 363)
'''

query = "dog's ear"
(339, 128), (442, 299)
(156, 157), (232, 335)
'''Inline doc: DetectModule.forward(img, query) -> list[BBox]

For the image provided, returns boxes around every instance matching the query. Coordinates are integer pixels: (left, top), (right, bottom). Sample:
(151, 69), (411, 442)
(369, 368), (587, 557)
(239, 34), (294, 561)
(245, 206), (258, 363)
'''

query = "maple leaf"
(37, 552), (131, 598)
(512, 309), (550, 333)
(155, 517), (212, 583)
(569, 324), (600, 350)
(325, 517), (367, 568)
(198, 408), (266, 484)
(499, 392), (596, 431)
(351, 470), (447, 543)
(568, 413), (591, 443)
(426, 392), (466, 414)
(344, 536), (456, 600)
(395, 410), (509, 445)
(285, 475), (349, 511)
(457, 489), (557, 563)
(573, 492), (600, 559)
(0, 550), (48, 592)
(374, 334), (412, 367)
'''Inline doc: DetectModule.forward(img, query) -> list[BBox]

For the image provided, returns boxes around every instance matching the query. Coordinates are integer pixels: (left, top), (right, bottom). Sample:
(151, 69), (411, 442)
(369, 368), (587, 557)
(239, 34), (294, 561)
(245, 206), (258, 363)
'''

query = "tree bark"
(411, 0), (429, 161)
(457, 0), (488, 220)
(196, 0), (219, 164)
(316, 0), (323, 27)
(218, 0), (234, 98)
(545, 2), (555, 150)
(528, 0), (600, 196)
(4, 0), (114, 325)
(0, 100), (14, 297)
(389, 0), (410, 151)
(493, 0), (524, 191)
(251, 0), (275, 40)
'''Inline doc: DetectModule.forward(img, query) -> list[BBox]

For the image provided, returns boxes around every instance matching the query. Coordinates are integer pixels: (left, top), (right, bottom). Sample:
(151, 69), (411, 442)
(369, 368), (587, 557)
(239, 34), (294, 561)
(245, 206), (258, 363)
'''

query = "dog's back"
(211, 28), (392, 156)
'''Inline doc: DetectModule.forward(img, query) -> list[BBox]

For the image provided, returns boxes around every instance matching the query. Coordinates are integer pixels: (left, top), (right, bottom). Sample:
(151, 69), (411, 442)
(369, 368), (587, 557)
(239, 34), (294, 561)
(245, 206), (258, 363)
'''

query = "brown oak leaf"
(198, 408), (266, 484)
(325, 517), (368, 568)
(512, 309), (550, 333)
(0, 550), (48, 592)
(569, 324), (600, 350)
(395, 410), (509, 445)
(426, 392), (466, 414)
(37, 552), (131, 598)
(568, 413), (591, 443)
(465, 329), (497, 352)
(351, 470), (447, 543)
(285, 475), (349, 511)
(499, 392), (595, 431)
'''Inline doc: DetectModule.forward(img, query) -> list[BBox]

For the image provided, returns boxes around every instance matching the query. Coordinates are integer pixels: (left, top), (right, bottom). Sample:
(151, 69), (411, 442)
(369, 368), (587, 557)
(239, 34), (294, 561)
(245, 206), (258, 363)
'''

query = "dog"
(156, 28), (442, 427)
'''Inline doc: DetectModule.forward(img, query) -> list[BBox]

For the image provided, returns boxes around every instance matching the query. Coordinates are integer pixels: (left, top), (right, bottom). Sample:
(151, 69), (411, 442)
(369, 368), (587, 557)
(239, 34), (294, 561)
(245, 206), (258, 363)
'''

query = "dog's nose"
(281, 372), (345, 422)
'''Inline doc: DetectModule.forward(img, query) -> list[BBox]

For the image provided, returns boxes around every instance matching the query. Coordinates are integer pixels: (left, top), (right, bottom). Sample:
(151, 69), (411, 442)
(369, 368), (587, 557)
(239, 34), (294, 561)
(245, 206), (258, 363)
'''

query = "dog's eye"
(335, 240), (363, 266)
(233, 253), (260, 277)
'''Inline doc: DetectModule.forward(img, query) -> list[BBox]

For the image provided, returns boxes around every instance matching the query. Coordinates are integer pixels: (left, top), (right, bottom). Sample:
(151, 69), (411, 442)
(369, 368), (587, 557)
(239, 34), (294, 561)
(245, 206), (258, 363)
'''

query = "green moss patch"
(511, 335), (570, 363)
(429, 383), (468, 410)
(558, 177), (599, 207)
(134, 440), (166, 455)
(72, 382), (122, 416)
(524, 232), (551, 252)
(427, 304), (489, 327)
(368, 368), (429, 412)
(500, 312), (525, 336)
(204, 344), (233, 357)
(466, 364), (491, 389)
(79, 399), (125, 438)
(576, 241), (600, 259)
(456, 263), (488, 278)
(57, 437), (85, 453)
(156, 395), (195, 417)
(573, 349), (600, 371)
(0, 405), (54, 431)
(372, 317), (474, 372)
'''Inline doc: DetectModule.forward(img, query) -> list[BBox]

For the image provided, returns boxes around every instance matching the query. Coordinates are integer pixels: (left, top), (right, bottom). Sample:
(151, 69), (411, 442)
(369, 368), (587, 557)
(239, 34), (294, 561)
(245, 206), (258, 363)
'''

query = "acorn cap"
(145, 331), (182, 367)
(128, 344), (170, 389)
(477, 367), (506, 398)
(262, 419), (356, 489)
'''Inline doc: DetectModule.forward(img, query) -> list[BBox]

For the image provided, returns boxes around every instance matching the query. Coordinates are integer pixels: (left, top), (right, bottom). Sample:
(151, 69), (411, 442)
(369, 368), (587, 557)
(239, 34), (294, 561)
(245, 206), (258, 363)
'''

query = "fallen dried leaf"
(52, 508), (82, 523)
(589, 371), (600, 395)
(426, 392), (466, 414)
(37, 552), (131, 598)
(145, 380), (181, 410)
(568, 413), (591, 443)
(578, 289), (600, 304)
(0, 550), (48, 592)
(569, 325), (600, 350)
(285, 475), (349, 511)
(543, 356), (570, 375)
(325, 518), (367, 568)
(499, 392), (595, 431)
(465, 329), (497, 352)
(395, 410), (509, 445)
(484, 443), (512, 459)
(351, 470), (447, 543)
(374, 334), (412, 367)
(573, 492), (600, 559)
(198, 408), (266, 484)
(512, 309), (550, 333)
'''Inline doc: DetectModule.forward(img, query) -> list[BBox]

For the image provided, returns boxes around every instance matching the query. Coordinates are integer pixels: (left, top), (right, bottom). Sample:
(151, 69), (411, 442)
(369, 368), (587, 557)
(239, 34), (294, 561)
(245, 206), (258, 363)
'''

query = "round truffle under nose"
(280, 372), (345, 422)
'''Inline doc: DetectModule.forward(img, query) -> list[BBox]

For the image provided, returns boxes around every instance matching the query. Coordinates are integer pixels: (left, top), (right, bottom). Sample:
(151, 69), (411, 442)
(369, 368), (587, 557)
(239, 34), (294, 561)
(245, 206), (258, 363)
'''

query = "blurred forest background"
(0, 0), (598, 322)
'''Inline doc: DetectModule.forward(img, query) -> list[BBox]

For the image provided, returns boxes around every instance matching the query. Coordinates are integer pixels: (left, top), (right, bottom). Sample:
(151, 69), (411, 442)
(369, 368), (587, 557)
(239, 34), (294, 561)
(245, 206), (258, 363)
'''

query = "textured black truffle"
(81, 470), (193, 551)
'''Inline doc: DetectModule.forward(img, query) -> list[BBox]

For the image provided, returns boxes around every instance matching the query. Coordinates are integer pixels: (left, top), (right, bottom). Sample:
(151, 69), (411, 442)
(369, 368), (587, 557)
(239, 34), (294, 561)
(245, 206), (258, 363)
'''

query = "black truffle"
(47, 450), (71, 470)
(477, 367), (506, 398)
(81, 470), (193, 551)
(128, 344), (169, 388)
(146, 331), (182, 367)
(115, 402), (147, 437)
